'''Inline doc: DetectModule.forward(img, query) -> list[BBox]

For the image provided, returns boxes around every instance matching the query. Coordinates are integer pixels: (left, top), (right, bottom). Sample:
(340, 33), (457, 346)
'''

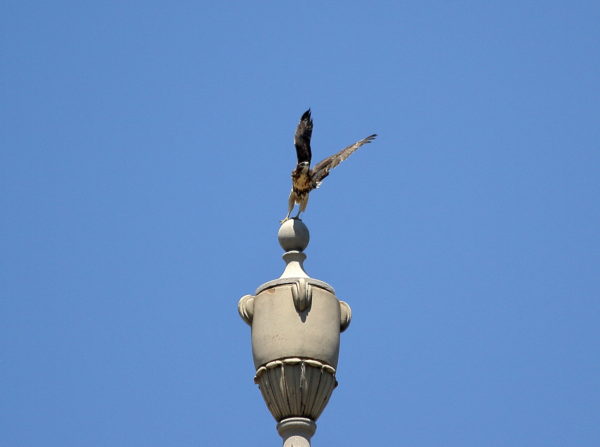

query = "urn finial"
(278, 218), (310, 279)
(278, 218), (310, 252)
(238, 219), (352, 446)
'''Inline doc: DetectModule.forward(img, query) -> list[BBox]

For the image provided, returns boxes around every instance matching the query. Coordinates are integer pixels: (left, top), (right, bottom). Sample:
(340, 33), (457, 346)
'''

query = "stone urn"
(238, 219), (351, 446)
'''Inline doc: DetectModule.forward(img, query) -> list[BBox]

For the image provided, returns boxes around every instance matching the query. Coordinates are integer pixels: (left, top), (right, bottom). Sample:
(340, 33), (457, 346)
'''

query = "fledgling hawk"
(281, 109), (377, 222)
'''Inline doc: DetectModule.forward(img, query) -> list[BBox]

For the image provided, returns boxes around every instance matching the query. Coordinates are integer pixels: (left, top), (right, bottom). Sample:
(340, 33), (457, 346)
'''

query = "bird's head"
(297, 161), (310, 173)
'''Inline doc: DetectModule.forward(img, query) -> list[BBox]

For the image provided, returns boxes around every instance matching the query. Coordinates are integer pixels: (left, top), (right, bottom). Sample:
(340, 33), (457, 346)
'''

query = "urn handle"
(291, 278), (312, 312)
(238, 294), (255, 325)
(339, 300), (352, 332)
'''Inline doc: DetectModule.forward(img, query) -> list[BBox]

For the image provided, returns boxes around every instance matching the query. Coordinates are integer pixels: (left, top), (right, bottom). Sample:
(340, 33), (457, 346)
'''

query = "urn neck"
(280, 251), (309, 278)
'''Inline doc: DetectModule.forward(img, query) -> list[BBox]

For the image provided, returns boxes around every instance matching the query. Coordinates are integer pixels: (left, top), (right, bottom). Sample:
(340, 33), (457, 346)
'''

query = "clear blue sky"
(2, 1), (599, 446)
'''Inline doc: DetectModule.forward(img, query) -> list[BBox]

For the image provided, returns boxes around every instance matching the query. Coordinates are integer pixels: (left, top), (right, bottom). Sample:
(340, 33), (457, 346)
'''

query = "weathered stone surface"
(238, 219), (353, 445)
(277, 417), (316, 447)
(237, 294), (254, 325)
(278, 218), (310, 252)
(255, 358), (337, 421)
(250, 281), (341, 369)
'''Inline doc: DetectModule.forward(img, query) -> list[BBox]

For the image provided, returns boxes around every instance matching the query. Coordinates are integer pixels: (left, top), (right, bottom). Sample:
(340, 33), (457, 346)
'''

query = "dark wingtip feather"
(301, 109), (311, 120)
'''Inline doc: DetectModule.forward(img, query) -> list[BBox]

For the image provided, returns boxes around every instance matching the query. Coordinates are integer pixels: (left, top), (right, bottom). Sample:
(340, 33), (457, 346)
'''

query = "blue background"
(2, 1), (599, 445)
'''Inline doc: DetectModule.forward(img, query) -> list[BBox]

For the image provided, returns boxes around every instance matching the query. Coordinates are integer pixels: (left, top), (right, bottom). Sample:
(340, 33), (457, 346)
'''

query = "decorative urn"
(238, 219), (351, 446)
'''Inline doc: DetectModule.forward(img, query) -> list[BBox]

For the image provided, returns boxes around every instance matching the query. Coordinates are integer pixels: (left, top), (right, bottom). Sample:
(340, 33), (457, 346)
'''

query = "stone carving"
(254, 358), (337, 422)
(237, 294), (254, 325)
(239, 219), (352, 446)
(277, 417), (316, 447)
(291, 278), (312, 312)
(250, 281), (342, 369)
(339, 300), (352, 332)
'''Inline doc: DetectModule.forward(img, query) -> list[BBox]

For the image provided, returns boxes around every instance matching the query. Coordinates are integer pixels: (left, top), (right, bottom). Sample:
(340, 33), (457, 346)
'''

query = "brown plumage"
(282, 109), (377, 222)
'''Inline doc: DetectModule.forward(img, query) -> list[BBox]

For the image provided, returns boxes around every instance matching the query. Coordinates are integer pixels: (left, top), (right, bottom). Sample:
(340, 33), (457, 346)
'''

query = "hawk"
(281, 109), (377, 222)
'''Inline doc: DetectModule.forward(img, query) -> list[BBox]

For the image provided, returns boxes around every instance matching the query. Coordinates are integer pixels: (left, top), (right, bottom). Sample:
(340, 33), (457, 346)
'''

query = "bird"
(281, 109), (377, 222)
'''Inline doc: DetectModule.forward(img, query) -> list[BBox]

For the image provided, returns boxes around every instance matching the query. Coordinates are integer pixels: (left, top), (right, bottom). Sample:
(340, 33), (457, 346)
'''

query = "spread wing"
(294, 109), (313, 164)
(311, 134), (377, 186)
